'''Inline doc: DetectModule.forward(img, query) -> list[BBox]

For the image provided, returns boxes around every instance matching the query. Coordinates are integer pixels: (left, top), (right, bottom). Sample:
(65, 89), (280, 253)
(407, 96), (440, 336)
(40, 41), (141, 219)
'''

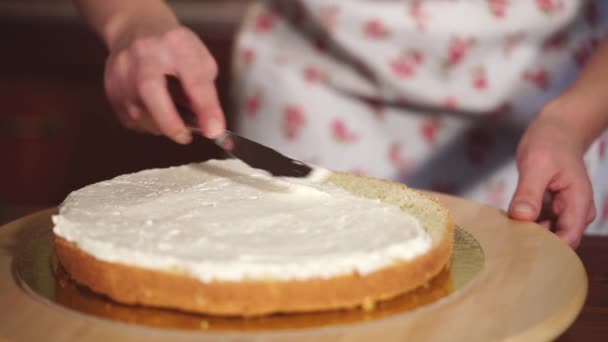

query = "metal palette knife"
(176, 103), (313, 178)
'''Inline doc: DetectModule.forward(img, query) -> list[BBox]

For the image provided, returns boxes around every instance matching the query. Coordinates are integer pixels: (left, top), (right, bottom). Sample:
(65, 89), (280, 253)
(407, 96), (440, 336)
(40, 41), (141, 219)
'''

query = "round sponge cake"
(53, 159), (454, 316)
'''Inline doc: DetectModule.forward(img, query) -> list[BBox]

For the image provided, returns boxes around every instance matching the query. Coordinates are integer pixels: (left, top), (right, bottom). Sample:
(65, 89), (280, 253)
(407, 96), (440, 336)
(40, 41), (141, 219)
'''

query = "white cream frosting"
(52, 159), (432, 282)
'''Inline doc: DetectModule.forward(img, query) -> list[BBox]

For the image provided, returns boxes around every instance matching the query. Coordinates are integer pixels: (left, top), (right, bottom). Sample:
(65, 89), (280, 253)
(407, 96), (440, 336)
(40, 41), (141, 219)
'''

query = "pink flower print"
(409, 50), (425, 65)
(283, 105), (306, 140)
(471, 66), (489, 91)
(420, 118), (441, 144)
(254, 9), (278, 33)
(522, 69), (550, 90)
(331, 119), (359, 143)
(319, 6), (339, 31)
(245, 92), (261, 117)
(364, 18), (389, 39)
(390, 57), (415, 78)
(446, 37), (475, 67)
(443, 96), (459, 110)
(409, 0), (430, 31)
(303, 66), (327, 83)
(390, 50), (424, 79)
(536, 0), (565, 14)
(389, 142), (404, 165)
(543, 30), (568, 50)
(488, 0), (510, 18)
(241, 47), (255, 66)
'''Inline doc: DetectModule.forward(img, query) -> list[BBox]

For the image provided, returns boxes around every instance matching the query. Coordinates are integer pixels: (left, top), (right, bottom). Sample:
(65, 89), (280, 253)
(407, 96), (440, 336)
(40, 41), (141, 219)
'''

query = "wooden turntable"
(0, 193), (586, 341)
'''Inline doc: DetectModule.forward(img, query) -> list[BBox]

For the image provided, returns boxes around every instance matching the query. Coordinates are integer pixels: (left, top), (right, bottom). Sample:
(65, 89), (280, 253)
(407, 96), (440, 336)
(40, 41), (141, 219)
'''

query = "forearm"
(542, 35), (608, 150)
(73, 0), (178, 50)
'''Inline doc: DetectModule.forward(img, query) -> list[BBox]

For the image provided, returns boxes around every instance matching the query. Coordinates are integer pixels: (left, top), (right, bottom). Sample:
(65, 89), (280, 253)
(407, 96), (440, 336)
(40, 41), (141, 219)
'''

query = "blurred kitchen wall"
(0, 0), (250, 224)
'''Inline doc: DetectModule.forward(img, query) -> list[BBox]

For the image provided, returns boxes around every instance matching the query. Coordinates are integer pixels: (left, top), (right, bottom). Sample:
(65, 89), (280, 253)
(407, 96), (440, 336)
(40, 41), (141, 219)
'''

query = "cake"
(52, 159), (454, 316)
(54, 264), (453, 331)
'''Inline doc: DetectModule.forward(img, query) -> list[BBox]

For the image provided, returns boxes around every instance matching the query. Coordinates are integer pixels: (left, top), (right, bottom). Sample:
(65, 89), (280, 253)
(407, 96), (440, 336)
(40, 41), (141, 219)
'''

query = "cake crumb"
(362, 297), (376, 312)
(199, 320), (209, 330)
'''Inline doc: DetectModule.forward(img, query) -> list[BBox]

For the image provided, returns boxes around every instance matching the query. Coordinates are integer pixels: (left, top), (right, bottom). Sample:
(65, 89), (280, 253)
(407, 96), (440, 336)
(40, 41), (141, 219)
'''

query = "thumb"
(509, 155), (553, 221)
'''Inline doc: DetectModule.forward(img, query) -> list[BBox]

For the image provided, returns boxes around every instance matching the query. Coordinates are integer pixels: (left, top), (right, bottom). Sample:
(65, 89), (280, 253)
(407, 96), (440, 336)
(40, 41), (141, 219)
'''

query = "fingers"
(126, 102), (162, 135)
(105, 55), (136, 129)
(552, 174), (594, 248)
(171, 33), (226, 138)
(509, 152), (553, 221)
(179, 77), (226, 138)
(510, 115), (595, 249)
(135, 63), (191, 143)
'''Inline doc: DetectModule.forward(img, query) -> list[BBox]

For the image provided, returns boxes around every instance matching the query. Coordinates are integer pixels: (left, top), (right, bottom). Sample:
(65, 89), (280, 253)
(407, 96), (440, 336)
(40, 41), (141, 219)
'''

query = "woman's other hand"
(509, 105), (595, 248)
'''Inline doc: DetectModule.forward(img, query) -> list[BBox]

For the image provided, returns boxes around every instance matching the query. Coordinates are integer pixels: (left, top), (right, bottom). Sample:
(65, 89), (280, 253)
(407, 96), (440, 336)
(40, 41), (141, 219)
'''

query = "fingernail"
(173, 130), (192, 144)
(206, 117), (224, 138)
(511, 203), (535, 217)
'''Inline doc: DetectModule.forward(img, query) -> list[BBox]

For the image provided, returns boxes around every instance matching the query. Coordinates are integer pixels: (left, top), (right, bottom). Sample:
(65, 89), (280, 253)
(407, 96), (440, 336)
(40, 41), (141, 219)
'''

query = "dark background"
(0, 0), (250, 224)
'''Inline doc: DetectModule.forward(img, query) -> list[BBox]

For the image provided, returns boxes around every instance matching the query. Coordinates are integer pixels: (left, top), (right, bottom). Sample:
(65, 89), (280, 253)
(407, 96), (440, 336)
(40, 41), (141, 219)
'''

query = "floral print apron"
(231, 0), (608, 235)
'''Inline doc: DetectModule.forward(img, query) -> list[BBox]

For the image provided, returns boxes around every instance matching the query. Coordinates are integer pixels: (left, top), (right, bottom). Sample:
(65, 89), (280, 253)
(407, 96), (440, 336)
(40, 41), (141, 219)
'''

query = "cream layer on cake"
(52, 159), (431, 282)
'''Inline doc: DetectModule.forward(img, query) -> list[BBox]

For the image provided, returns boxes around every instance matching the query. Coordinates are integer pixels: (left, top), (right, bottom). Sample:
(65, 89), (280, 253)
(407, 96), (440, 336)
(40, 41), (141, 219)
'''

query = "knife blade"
(176, 103), (313, 178)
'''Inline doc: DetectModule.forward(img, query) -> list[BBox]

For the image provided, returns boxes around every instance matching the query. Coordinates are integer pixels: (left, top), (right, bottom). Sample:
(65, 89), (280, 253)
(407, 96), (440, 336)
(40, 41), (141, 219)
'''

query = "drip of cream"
(53, 159), (431, 282)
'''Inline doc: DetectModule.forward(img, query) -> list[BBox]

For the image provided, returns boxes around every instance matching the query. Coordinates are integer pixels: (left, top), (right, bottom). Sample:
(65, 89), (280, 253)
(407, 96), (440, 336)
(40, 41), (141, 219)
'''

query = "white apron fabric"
(231, 0), (608, 235)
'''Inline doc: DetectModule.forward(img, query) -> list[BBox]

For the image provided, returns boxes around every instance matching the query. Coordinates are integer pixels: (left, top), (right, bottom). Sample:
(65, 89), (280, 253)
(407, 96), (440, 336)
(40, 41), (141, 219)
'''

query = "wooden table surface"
(558, 236), (608, 341)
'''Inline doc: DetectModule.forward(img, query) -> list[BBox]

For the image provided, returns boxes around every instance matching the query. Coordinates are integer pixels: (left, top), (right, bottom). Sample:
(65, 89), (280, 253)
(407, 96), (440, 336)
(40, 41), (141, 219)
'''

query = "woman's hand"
(104, 24), (225, 143)
(509, 105), (595, 248)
